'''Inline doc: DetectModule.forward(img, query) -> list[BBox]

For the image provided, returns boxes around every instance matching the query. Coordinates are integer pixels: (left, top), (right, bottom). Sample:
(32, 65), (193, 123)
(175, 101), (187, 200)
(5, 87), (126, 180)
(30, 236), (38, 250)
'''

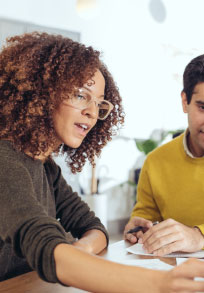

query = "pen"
(127, 221), (159, 234)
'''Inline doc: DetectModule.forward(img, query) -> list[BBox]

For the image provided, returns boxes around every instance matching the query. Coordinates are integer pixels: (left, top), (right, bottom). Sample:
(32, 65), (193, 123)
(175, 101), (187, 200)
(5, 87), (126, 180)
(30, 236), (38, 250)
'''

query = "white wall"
(1, 0), (203, 136)
(1, 0), (204, 220)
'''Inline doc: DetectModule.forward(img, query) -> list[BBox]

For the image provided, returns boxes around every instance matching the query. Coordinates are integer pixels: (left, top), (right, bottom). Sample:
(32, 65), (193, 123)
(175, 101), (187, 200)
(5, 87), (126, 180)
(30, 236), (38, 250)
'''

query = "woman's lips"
(74, 123), (91, 136)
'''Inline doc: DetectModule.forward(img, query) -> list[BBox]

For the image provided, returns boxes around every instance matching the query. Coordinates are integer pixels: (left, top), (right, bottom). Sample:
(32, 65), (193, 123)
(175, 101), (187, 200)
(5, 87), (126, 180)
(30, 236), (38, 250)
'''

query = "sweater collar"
(183, 128), (204, 158)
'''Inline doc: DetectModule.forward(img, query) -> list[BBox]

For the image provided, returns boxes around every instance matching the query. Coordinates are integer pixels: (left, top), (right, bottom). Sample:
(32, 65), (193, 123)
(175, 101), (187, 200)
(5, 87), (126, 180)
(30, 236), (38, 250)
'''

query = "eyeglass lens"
(71, 91), (111, 119)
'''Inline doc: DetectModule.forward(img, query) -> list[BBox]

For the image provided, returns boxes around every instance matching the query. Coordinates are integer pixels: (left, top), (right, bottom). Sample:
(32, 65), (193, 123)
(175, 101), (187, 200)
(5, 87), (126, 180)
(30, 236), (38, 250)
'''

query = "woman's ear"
(181, 91), (188, 113)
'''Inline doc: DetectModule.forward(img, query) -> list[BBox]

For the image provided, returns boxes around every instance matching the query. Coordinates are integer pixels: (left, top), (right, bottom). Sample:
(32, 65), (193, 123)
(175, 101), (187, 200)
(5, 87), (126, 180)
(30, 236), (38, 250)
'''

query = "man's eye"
(199, 105), (204, 110)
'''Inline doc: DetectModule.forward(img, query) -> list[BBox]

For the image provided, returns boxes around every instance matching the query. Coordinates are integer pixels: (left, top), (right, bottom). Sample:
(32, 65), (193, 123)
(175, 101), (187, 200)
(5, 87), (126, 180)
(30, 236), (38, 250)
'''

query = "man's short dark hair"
(183, 54), (204, 104)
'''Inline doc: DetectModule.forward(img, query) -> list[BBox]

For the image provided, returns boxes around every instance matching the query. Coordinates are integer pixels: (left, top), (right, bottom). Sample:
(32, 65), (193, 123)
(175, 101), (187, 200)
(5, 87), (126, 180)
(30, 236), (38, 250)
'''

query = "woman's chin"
(64, 138), (83, 149)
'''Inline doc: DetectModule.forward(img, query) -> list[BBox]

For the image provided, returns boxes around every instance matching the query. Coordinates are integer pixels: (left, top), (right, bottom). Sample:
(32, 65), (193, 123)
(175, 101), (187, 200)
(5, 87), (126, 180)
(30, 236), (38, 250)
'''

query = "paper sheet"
(126, 243), (204, 258)
(176, 258), (204, 265)
(115, 258), (173, 271)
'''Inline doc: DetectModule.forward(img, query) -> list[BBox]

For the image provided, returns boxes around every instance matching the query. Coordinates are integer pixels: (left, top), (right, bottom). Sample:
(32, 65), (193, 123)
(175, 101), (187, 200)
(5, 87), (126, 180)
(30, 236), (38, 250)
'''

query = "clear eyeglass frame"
(67, 89), (114, 120)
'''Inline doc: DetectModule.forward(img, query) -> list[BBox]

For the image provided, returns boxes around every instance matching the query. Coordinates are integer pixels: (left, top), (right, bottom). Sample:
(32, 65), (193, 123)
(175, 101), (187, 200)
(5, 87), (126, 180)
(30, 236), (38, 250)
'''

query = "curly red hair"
(0, 32), (124, 173)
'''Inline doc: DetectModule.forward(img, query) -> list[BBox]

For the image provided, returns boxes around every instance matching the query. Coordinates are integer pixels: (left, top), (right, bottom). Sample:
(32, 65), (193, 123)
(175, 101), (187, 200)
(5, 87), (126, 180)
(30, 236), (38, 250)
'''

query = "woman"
(0, 32), (204, 293)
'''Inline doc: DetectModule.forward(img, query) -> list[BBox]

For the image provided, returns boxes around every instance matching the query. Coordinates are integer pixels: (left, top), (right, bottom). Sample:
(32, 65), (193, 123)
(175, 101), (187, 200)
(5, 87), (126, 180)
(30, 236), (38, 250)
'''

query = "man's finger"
(124, 232), (138, 243)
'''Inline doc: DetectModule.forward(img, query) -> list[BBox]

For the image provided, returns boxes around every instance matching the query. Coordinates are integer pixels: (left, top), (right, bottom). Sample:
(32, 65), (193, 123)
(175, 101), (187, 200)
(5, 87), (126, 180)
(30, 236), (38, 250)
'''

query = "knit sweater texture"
(131, 133), (204, 235)
(0, 140), (108, 282)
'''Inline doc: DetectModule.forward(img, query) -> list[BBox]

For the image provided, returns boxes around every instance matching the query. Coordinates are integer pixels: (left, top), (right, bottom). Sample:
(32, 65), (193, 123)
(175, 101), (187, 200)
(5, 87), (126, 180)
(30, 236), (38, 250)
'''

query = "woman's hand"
(160, 258), (204, 293)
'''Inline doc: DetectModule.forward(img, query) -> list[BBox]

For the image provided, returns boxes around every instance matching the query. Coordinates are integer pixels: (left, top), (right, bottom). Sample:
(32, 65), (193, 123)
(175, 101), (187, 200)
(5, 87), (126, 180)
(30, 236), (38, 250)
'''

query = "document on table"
(176, 258), (204, 265)
(126, 243), (204, 258)
(116, 258), (173, 271)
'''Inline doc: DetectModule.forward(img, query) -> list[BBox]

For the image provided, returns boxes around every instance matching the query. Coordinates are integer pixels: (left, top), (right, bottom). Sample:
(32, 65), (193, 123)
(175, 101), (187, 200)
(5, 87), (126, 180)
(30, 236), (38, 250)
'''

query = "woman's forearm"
(73, 229), (107, 254)
(54, 243), (165, 293)
(54, 243), (204, 293)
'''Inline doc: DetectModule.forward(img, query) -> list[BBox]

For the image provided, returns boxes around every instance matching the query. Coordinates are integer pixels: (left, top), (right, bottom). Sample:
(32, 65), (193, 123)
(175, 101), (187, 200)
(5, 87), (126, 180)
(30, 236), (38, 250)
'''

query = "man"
(124, 54), (204, 256)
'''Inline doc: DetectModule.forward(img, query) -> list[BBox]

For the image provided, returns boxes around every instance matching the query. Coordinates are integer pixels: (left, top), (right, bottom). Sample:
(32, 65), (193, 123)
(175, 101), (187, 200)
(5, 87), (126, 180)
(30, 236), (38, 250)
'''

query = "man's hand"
(141, 218), (204, 256)
(123, 216), (153, 244)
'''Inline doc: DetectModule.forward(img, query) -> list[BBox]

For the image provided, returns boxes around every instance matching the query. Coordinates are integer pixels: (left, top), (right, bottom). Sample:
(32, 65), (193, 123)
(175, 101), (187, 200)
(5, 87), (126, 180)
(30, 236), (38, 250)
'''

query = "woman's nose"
(82, 101), (98, 119)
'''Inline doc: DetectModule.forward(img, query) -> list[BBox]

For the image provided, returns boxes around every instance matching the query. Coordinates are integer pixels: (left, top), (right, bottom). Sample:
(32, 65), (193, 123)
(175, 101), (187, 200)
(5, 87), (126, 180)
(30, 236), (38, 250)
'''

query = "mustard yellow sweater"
(131, 133), (204, 235)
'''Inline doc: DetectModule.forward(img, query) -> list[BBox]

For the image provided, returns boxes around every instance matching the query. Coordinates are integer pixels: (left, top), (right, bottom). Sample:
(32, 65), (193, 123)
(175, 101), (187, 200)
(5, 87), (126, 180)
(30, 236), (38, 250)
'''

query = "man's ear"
(181, 91), (188, 113)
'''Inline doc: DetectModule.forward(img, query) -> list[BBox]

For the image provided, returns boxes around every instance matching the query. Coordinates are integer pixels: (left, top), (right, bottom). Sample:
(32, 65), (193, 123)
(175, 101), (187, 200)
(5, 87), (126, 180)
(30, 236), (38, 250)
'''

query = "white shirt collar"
(183, 129), (196, 158)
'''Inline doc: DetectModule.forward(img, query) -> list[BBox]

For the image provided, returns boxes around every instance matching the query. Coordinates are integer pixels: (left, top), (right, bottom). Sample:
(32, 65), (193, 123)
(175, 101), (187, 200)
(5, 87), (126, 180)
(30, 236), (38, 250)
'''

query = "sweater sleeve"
(195, 225), (204, 236)
(0, 161), (69, 283)
(131, 157), (162, 222)
(45, 160), (109, 244)
(194, 225), (204, 250)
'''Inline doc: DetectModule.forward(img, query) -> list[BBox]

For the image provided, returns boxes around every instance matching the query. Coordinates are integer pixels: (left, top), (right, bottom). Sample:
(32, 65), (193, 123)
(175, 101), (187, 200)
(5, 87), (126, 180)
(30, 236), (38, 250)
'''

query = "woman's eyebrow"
(82, 86), (91, 92)
(82, 86), (105, 98)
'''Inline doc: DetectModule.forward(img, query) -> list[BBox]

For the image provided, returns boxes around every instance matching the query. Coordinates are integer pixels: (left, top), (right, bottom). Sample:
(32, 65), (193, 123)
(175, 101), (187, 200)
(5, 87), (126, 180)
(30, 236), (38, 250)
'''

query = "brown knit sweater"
(0, 140), (108, 282)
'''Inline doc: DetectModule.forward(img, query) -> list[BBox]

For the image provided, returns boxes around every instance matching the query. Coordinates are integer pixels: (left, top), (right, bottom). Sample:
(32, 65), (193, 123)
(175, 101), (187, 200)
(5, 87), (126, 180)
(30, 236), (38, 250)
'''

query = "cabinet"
(0, 17), (80, 48)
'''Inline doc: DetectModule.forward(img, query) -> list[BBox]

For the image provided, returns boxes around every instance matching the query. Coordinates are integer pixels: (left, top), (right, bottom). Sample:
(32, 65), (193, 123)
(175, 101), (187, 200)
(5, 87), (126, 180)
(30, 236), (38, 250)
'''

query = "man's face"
(182, 82), (204, 157)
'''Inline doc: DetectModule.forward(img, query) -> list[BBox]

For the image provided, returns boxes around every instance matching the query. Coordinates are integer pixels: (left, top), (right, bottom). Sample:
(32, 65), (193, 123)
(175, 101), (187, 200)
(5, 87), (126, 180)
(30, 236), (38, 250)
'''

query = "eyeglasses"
(65, 88), (114, 120)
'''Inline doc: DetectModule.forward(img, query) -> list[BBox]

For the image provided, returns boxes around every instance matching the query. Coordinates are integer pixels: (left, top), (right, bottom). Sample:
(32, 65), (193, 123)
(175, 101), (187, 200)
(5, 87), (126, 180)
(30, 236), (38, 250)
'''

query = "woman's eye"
(76, 94), (86, 100)
(97, 102), (102, 108)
